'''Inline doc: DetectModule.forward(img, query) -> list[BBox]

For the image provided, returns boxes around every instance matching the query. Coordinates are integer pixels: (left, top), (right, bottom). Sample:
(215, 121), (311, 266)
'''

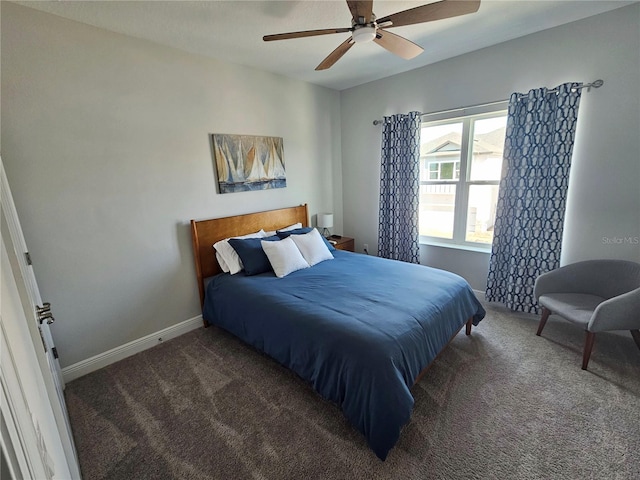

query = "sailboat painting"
(212, 134), (286, 193)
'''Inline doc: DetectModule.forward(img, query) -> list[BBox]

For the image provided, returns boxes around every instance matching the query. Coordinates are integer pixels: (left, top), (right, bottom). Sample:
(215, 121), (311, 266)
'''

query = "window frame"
(419, 104), (508, 250)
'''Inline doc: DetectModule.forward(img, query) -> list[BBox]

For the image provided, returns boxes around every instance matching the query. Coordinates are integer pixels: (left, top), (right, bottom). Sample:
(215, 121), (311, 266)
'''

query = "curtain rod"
(372, 79), (604, 126)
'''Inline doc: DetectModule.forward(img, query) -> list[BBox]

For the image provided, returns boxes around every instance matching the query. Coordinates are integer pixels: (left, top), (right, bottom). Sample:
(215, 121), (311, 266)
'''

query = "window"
(419, 108), (507, 248)
(426, 160), (460, 180)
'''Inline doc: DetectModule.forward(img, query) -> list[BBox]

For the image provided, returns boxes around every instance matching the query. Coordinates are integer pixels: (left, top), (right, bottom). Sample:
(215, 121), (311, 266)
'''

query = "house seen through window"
(420, 110), (507, 247)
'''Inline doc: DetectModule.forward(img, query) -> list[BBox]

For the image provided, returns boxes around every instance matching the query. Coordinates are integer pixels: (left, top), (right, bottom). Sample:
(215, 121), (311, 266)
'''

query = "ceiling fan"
(263, 0), (481, 71)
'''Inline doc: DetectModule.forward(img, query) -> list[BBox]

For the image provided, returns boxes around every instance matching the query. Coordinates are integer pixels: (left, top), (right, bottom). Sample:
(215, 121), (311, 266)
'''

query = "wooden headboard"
(190, 204), (309, 308)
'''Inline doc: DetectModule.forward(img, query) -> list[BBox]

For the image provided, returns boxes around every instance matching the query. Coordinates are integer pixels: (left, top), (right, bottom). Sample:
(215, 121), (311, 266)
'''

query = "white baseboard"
(473, 289), (486, 299)
(62, 315), (203, 383)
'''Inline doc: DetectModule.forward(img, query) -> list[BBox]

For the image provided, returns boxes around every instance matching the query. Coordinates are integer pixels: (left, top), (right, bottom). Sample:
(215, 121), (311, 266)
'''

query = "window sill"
(420, 240), (491, 254)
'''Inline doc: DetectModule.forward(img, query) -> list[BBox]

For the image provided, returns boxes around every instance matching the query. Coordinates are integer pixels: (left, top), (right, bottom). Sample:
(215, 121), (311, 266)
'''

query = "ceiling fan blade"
(374, 30), (424, 60)
(377, 0), (481, 28)
(346, 0), (373, 24)
(315, 38), (355, 71)
(263, 28), (351, 42)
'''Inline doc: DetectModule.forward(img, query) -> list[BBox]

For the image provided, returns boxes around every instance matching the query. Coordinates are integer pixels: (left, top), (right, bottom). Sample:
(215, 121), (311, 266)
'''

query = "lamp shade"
(317, 213), (333, 229)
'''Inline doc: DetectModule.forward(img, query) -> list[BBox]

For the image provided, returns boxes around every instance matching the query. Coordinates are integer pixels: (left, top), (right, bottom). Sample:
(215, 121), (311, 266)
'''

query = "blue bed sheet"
(203, 250), (485, 460)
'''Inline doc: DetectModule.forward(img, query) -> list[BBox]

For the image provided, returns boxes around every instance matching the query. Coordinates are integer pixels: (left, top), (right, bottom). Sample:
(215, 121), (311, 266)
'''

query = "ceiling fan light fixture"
(352, 26), (376, 44)
(264, 0), (483, 70)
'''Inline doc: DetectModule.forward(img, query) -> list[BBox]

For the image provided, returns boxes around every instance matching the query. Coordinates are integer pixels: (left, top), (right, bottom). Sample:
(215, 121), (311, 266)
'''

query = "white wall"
(340, 4), (640, 290)
(1, 2), (342, 367)
(3, 3), (639, 368)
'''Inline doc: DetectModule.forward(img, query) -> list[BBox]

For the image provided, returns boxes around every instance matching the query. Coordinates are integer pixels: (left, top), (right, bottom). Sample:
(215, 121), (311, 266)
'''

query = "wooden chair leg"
(631, 330), (640, 351)
(465, 317), (472, 336)
(536, 307), (551, 336)
(582, 331), (596, 370)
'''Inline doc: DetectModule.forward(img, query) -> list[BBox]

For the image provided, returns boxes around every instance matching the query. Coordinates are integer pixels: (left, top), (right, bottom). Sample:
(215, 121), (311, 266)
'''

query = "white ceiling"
(16, 0), (633, 91)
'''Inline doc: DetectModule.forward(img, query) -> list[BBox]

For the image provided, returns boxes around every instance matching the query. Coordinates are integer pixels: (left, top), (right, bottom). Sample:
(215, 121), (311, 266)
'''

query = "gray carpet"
(65, 302), (640, 479)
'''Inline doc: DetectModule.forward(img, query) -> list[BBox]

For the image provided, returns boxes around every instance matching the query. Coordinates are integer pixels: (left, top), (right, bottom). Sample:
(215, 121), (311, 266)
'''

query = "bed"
(191, 204), (486, 460)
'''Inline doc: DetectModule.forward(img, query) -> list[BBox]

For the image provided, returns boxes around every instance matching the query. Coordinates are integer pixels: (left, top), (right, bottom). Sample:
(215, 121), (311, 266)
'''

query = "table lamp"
(317, 213), (333, 238)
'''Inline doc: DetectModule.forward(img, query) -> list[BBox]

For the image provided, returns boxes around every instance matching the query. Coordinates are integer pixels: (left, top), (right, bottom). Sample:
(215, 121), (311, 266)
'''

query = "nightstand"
(328, 236), (354, 252)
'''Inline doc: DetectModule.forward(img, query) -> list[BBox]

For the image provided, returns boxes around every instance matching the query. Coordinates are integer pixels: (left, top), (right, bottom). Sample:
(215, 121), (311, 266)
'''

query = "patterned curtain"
(377, 112), (421, 263)
(486, 83), (582, 312)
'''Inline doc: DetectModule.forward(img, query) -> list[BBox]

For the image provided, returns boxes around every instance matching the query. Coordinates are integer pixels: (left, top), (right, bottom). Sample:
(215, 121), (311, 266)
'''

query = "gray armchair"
(533, 260), (640, 370)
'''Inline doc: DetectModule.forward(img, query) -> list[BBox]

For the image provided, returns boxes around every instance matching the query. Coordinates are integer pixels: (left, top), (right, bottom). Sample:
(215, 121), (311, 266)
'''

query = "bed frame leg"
(631, 329), (640, 351)
(465, 317), (472, 336)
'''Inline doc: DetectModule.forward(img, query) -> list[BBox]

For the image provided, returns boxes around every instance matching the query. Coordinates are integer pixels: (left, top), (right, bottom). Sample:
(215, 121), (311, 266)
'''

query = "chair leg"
(631, 330), (640, 351)
(582, 331), (596, 370)
(536, 307), (551, 336)
(465, 317), (472, 336)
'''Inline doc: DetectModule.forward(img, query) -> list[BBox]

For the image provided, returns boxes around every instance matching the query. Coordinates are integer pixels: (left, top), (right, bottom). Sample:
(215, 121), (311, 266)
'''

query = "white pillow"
(264, 222), (302, 236)
(216, 252), (230, 273)
(261, 237), (309, 278)
(290, 228), (334, 267)
(214, 230), (265, 274)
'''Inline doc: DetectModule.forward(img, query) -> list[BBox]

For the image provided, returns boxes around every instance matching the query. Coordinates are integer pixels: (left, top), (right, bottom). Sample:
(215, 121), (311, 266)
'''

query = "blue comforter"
(203, 251), (485, 460)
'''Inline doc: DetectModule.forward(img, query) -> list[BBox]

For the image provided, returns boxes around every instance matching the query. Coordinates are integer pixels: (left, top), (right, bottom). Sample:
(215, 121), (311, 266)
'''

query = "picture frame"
(212, 134), (286, 193)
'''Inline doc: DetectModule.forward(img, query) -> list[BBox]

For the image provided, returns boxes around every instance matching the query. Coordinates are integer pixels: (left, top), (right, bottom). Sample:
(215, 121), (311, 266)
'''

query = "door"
(1, 157), (81, 479)
(1, 159), (65, 389)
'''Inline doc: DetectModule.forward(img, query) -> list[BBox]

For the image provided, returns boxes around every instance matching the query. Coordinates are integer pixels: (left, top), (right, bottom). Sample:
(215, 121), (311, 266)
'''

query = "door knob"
(36, 303), (55, 324)
(36, 302), (51, 314)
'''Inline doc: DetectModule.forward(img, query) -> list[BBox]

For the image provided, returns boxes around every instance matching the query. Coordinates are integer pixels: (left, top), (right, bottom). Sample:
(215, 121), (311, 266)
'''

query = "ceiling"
(16, 0), (633, 91)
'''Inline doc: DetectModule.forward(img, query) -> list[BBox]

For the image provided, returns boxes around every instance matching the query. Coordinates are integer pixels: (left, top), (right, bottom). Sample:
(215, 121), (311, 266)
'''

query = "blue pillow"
(276, 226), (313, 237)
(228, 235), (280, 276)
(277, 227), (336, 251)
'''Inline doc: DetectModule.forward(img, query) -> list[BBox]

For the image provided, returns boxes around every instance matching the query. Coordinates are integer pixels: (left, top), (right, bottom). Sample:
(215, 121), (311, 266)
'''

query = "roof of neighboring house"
(421, 128), (506, 156)
(476, 128), (507, 148)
